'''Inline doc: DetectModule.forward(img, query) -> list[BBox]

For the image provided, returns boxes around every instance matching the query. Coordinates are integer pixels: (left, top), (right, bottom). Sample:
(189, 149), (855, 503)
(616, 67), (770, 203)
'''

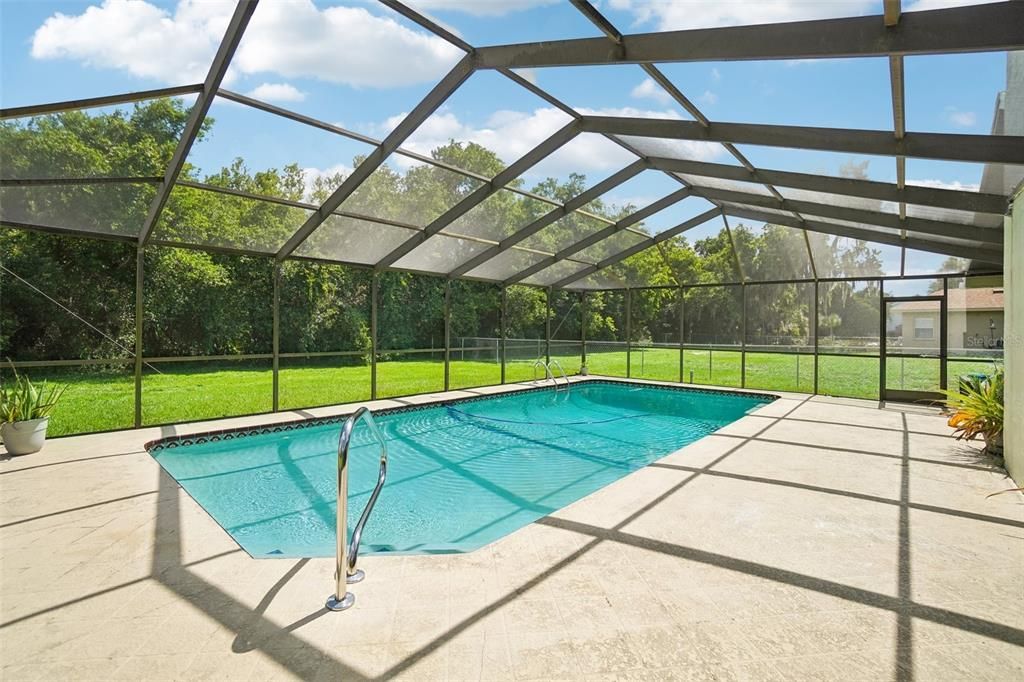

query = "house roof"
(893, 288), (1004, 312)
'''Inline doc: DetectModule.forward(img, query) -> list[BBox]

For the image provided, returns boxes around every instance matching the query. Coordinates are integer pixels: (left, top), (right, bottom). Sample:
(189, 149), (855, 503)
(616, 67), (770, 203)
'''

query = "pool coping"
(144, 377), (779, 454)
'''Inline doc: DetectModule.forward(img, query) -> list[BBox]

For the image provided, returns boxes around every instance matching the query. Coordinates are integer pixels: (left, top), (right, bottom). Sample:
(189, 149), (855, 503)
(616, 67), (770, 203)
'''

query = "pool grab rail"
(532, 358), (570, 393)
(326, 406), (388, 612)
(549, 359), (571, 393)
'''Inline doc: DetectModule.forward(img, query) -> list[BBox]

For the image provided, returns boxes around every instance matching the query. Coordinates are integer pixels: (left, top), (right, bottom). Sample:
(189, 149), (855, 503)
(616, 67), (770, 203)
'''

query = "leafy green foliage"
(3, 97), (887, 389)
(0, 366), (67, 423)
(944, 366), (1004, 443)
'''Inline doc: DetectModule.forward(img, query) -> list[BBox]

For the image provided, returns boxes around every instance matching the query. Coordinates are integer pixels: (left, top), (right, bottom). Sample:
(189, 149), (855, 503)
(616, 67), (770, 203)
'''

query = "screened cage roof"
(1, 0), (1021, 290)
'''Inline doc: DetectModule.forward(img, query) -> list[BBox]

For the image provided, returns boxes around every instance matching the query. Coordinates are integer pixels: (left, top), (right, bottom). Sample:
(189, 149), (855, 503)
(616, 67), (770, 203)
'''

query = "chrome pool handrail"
(326, 406), (388, 612)
(548, 359), (571, 394)
(532, 358), (554, 383)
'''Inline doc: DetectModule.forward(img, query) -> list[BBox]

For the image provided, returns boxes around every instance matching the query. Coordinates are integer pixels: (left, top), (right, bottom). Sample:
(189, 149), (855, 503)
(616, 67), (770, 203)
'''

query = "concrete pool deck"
(1, 377), (1022, 680)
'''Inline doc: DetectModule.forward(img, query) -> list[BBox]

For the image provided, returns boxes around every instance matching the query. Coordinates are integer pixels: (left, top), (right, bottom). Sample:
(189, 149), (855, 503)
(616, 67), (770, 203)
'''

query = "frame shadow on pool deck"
(1, 376), (1022, 680)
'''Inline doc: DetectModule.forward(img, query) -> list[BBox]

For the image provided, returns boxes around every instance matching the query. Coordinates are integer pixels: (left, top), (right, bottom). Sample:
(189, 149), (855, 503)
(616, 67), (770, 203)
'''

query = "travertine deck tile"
(2, 378), (1021, 681)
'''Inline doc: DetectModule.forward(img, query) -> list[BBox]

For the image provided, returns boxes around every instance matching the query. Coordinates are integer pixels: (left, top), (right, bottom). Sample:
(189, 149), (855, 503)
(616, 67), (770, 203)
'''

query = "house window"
(914, 317), (935, 340)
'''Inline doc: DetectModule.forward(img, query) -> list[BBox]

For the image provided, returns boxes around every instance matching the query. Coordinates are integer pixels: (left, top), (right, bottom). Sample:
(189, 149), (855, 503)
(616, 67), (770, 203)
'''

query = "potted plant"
(944, 366), (1004, 456)
(0, 368), (67, 456)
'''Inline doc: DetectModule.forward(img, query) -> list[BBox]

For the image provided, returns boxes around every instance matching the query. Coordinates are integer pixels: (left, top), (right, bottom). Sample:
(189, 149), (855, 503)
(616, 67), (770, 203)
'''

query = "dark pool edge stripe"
(144, 378), (778, 454)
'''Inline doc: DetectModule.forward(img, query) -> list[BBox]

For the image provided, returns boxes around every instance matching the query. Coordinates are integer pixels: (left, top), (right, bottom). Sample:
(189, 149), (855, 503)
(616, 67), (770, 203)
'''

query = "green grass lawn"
(11, 351), (1000, 437)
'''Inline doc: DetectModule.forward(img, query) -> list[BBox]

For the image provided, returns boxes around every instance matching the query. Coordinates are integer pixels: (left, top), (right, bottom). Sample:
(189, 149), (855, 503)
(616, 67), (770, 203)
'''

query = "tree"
(1, 96), (907, 366)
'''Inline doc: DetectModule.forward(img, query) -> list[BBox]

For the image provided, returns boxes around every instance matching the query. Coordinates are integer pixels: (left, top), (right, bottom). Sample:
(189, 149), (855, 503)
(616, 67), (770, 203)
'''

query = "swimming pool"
(149, 380), (773, 558)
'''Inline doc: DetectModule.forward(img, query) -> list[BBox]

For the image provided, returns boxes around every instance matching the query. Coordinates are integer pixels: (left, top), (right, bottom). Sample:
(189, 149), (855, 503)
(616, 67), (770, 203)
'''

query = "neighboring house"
(892, 286), (1004, 353)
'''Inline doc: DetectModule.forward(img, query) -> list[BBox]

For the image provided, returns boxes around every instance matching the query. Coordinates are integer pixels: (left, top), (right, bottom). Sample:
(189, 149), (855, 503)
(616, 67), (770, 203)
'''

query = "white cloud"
(31, 0), (463, 89)
(31, 0), (231, 83)
(630, 77), (672, 104)
(233, 1), (464, 88)
(618, 135), (726, 163)
(698, 90), (718, 105)
(945, 107), (977, 128)
(407, 0), (559, 17)
(246, 83), (306, 103)
(302, 163), (352, 201)
(905, 0), (1002, 11)
(382, 106), (576, 168)
(608, 0), (1001, 31)
(607, 0), (876, 30)
(376, 104), (705, 180)
(710, 67), (722, 82)
(511, 68), (538, 85)
(907, 178), (981, 192)
(576, 105), (683, 120)
(369, 85), (725, 184)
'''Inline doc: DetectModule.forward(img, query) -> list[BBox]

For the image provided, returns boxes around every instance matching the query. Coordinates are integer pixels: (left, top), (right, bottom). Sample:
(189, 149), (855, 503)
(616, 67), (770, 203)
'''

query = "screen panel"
(464, 247), (550, 283)
(140, 247), (275, 422)
(658, 58), (890, 129)
(616, 135), (733, 166)
(817, 280), (881, 355)
(0, 182), (155, 237)
(550, 289), (582, 374)
(142, 359), (272, 425)
(744, 282), (814, 392)
(143, 246), (273, 357)
(229, 0), (463, 136)
(184, 97), (376, 203)
(808, 233), (900, 278)
(152, 185), (312, 253)
(682, 284), (742, 387)
(945, 275), (1004, 384)
(504, 284), (548, 382)
(443, 189), (552, 242)
(278, 260), (372, 409)
(449, 280), (502, 389)
(631, 287), (681, 382)
(337, 159), (485, 229)
(377, 271), (445, 397)
(400, 69), (574, 175)
(522, 258), (595, 288)
(295, 213), (418, 265)
(585, 290), (627, 377)
(400, 0), (601, 44)
(0, 229), (136, 435)
(391, 234), (495, 275)
(729, 220), (814, 281)
(1, 99), (189, 180)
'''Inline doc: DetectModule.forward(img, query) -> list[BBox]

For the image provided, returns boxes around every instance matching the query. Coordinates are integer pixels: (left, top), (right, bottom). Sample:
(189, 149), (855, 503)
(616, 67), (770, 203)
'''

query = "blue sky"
(1, 0), (1010, 274)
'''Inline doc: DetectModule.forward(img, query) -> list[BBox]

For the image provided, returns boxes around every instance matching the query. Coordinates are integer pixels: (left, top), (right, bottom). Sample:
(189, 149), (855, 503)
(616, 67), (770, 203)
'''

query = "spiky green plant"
(943, 366), (1003, 445)
(0, 366), (67, 423)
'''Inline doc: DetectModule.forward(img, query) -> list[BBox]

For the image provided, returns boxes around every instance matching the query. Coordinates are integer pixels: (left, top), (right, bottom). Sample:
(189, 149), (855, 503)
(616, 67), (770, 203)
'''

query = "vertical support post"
(500, 286), (507, 384)
(370, 273), (379, 400)
(879, 279), (887, 401)
(545, 287), (552, 364)
(813, 279), (820, 395)
(444, 279), (451, 391)
(940, 276), (948, 391)
(740, 283), (747, 388)
(134, 247), (144, 428)
(678, 286), (685, 383)
(625, 288), (632, 378)
(580, 292), (587, 372)
(272, 261), (281, 412)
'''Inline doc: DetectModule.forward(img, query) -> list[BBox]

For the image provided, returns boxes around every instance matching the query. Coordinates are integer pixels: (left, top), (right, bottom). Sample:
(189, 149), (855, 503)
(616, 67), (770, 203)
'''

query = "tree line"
(1, 98), (887, 363)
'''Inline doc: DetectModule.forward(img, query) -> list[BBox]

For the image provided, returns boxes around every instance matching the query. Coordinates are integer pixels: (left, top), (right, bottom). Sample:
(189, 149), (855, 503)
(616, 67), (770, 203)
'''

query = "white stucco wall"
(1005, 190), (1023, 484)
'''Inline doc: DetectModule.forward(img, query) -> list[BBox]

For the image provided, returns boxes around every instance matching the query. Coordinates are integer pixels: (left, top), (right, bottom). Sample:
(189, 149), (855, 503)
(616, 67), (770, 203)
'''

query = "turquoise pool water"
(150, 382), (771, 558)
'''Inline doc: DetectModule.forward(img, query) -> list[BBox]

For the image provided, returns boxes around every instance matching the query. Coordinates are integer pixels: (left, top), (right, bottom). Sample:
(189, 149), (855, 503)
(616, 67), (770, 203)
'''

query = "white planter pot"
(1, 417), (49, 456)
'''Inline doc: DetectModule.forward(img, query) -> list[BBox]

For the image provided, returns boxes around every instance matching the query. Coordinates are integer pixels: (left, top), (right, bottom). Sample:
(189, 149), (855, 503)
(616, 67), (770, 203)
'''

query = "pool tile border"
(145, 378), (778, 453)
